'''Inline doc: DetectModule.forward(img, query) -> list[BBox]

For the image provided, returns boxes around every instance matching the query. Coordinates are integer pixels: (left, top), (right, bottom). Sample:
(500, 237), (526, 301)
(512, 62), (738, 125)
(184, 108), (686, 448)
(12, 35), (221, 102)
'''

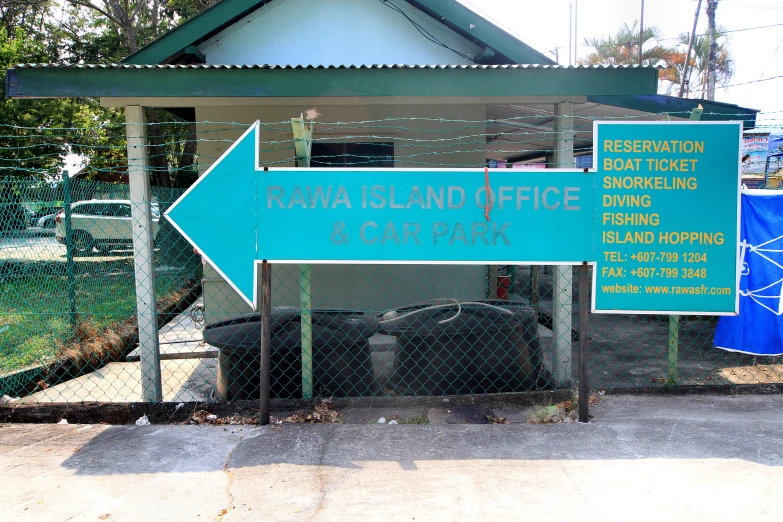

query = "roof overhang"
(588, 94), (758, 129)
(7, 64), (658, 100)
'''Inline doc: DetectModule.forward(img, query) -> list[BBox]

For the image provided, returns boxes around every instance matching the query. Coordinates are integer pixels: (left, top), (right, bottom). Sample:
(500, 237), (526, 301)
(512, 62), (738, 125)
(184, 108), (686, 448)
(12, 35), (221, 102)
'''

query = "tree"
(55, 1), (205, 187)
(1, 1), (212, 187)
(0, 0), (50, 35)
(62, 0), (222, 57)
(666, 28), (734, 99)
(580, 21), (674, 68)
(63, 0), (168, 54)
(0, 24), (126, 179)
(706, 0), (719, 100)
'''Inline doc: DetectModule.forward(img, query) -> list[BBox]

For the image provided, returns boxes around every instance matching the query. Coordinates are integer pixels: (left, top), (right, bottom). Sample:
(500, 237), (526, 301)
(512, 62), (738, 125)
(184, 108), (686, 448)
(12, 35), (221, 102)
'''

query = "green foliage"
(1, 2), (204, 185)
(1, 24), (126, 179)
(579, 20), (735, 100)
(580, 21), (674, 68)
(667, 28), (735, 98)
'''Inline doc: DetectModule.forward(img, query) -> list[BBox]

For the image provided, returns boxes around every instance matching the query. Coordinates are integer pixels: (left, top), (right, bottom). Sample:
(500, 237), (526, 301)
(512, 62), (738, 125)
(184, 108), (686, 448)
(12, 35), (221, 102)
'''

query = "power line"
(656, 22), (783, 42)
(378, 0), (471, 61)
(721, 1), (783, 11)
(756, 34), (783, 84)
(728, 74), (783, 87)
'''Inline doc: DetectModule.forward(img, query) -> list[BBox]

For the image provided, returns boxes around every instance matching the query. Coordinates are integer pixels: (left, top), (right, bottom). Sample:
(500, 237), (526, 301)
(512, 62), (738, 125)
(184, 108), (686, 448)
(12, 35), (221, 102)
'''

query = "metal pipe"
(259, 260), (271, 425)
(639, 0), (645, 66)
(574, 0), (578, 64)
(578, 262), (589, 423)
(569, 3), (572, 66)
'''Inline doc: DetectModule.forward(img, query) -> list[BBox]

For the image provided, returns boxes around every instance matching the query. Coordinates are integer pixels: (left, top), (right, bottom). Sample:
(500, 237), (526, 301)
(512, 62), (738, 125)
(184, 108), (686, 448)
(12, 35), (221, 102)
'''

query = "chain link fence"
(1, 113), (781, 405)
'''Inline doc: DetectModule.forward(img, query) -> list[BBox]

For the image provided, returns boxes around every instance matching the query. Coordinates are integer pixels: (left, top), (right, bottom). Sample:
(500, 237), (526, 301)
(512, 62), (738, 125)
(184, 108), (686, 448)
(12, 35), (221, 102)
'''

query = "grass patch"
(0, 267), (191, 377)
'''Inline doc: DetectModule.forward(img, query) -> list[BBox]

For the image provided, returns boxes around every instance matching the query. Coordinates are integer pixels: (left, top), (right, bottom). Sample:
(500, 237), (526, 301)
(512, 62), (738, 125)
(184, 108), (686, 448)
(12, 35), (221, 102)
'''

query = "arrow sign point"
(165, 122), (262, 308)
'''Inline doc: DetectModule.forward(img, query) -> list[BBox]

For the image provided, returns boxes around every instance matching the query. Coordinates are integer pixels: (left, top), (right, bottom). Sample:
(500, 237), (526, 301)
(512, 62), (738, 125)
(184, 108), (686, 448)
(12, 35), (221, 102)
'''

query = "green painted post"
(300, 265), (313, 399)
(292, 115), (314, 399)
(508, 265), (516, 295)
(667, 315), (679, 387)
(62, 171), (76, 330)
(664, 107), (700, 387)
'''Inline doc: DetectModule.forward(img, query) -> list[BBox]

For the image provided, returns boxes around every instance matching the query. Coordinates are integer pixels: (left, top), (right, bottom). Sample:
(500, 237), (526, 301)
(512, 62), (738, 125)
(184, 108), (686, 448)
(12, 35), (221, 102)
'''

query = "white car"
(36, 213), (58, 229)
(55, 200), (160, 256)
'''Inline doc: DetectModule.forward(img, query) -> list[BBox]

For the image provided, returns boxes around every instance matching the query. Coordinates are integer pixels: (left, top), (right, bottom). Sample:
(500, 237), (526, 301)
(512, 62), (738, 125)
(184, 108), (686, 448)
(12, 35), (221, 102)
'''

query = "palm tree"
(580, 21), (674, 67)
(665, 28), (735, 98)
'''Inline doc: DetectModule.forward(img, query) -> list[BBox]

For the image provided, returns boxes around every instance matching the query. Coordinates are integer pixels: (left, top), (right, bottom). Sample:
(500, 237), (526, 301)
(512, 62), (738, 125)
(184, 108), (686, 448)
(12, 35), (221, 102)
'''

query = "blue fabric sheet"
(715, 191), (783, 356)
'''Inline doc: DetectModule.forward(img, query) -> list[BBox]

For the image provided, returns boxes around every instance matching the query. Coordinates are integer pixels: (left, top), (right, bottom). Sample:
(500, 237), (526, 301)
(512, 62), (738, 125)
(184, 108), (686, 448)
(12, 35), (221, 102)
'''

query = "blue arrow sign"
(165, 123), (260, 306)
(165, 121), (741, 315)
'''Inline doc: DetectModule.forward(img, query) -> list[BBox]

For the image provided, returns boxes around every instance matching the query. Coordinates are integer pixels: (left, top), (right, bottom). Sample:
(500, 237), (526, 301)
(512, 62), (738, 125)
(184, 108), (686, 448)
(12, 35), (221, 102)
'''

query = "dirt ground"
(513, 266), (781, 389)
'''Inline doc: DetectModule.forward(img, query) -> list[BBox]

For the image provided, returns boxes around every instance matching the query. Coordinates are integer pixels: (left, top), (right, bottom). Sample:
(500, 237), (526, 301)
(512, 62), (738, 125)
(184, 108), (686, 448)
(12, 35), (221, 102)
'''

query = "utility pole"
(639, 0), (645, 66)
(707, 0), (719, 100)
(569, 3), (572, 65)
(679, 0), (703, 98)
(574, 0), (578, 64)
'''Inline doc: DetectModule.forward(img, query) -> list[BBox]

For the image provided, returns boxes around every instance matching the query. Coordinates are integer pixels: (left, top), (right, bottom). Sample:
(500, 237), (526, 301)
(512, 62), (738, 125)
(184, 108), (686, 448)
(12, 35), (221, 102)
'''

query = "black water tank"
(380, 300), (551, 395)
(205, 309), (379, 399)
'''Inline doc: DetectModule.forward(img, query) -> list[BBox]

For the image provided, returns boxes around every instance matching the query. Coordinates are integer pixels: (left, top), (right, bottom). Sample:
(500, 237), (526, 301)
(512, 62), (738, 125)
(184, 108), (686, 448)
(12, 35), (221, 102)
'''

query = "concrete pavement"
(1, 394), (782, 521)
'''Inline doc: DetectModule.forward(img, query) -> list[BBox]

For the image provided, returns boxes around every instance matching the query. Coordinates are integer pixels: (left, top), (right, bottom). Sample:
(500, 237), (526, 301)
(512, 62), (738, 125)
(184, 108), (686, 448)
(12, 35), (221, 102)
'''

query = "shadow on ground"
(54, 394), (783, 476)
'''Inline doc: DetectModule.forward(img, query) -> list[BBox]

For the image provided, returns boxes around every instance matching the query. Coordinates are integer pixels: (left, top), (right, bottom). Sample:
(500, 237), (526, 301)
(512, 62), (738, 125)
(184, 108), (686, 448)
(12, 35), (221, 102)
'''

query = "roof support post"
(126, 105), (162, 402)
(292, 115), (314, 400)
(552, 102), (574, 387)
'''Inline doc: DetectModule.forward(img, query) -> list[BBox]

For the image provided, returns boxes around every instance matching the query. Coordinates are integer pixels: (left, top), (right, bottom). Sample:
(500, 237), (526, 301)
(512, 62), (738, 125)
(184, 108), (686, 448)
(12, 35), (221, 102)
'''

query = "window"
(92, 203), (114, 216)
(72, 203), (96, 216)
(113, 204), (132, 218)
(311, 142), (394, 168)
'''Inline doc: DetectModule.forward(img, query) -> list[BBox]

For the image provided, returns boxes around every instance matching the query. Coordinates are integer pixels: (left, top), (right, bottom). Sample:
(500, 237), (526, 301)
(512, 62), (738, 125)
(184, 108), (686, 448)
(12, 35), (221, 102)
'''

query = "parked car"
(55, 200), (160, 256)
(30, 206), (63, 226)
(36, 213), (58, 229)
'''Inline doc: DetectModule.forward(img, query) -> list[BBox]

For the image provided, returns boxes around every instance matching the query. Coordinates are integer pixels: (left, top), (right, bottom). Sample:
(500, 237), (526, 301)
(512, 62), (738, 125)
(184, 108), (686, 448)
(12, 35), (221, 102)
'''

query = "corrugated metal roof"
(13, 63), (658, 70)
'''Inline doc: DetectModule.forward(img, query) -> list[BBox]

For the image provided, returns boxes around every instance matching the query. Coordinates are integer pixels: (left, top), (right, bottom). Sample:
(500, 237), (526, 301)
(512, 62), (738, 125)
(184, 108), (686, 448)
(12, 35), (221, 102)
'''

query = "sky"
(457, 0), (783, 130)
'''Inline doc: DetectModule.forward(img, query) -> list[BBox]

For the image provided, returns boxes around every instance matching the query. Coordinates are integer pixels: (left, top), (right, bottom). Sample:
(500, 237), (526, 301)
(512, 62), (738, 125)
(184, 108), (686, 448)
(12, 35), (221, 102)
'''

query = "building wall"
(197, 0), (482, 66)
(195, 103), (489, 323)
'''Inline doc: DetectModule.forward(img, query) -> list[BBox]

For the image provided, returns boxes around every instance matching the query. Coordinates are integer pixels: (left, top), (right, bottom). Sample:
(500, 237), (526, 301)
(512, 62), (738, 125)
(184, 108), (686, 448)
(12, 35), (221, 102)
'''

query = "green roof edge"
(124, 0), (267, 64)
(408, 0), (554, 65)
(124, 0), (555, 65)
(7, 66), (657, 99)
(587, 95), (759, 130)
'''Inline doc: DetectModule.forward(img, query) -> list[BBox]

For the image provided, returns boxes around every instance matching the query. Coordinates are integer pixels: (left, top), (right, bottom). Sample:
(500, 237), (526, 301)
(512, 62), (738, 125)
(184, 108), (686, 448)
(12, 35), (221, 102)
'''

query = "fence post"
(667, 315), (680, 386)
(126, 105), (162, 402)
(61, 170), (77, 330)
(531, 265), (540, 307)
(552, 102), (574, 386)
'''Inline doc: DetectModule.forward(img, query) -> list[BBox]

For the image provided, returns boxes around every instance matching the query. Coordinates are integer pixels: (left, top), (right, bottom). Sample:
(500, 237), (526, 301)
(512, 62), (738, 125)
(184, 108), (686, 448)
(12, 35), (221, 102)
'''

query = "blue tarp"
(715, 190), (783, 356)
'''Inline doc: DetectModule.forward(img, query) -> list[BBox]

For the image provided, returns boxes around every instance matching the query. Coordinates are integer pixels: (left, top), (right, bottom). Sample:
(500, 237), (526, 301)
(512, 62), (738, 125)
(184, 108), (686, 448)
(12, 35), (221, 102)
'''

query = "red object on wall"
(497, 275), (511, 299)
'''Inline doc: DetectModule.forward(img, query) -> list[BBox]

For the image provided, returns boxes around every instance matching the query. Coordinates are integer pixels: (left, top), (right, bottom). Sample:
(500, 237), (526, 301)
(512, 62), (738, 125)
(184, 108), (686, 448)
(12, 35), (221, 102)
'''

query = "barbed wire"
(0, 112), (776, 180)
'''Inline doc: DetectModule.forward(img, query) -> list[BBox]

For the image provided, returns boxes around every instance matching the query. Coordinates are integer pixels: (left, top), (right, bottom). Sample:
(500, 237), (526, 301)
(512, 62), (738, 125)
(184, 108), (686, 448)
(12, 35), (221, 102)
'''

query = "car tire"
(95, 243), (114, 255)
(69, 231), (94, 257)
